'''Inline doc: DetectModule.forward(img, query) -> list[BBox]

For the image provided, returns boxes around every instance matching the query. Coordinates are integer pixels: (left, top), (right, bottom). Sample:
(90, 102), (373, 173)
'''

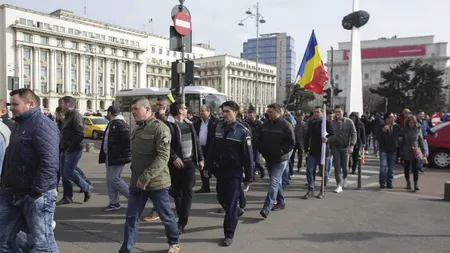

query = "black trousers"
(216, 177), (242, 239)
(351, 146), (362, 172)
(404, 159), (419, 183)
(200, 146), (211, 191)
(290, 145), (303, 171)
(170, 160), (196, 227)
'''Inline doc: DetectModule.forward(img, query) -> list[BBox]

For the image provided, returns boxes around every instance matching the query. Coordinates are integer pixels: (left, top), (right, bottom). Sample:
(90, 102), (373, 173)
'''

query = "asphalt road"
(54, 151), (450, 253)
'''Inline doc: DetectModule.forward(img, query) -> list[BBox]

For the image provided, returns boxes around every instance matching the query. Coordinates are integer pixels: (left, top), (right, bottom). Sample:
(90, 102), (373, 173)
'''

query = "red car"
(427, 121), (450, 169)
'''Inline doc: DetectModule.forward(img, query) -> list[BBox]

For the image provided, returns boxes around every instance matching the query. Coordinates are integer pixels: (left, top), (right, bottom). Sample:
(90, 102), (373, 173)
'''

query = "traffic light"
(323, 87), (332, 107)
(333, 87), (343, 96)
(170, 61), (180, 96)
(184, 60), (195, 85)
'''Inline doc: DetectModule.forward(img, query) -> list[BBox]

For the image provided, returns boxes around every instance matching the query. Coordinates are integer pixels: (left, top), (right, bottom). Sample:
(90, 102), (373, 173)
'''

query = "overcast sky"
(6, 0), (449, 71)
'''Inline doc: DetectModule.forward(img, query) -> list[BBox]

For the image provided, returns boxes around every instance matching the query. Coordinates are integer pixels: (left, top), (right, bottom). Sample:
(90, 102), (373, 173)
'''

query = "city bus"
(115, 86), (227, 127)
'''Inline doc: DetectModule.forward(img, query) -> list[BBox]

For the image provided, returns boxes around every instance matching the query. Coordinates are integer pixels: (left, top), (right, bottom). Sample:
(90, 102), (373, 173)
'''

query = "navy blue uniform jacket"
(206, 121), (253, 182)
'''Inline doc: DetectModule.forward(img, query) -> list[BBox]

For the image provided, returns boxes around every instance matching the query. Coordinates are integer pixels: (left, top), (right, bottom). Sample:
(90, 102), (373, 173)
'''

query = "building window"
(159, 48), (162, 54)
(44, 23), (50, 29)
(24, 65), (31, 77)
(110, 74), (115, 83)
(40, 67), (47, 77)
(68, 28), (74, 34)
(40, 50), (48, 62)
(86, 71), (91, 80)
(24, 33), (32, 42)
(23, 81), (31, 89)
(335, 74), (339, 80)
(71, 70), (77, 81)
(364, 73), (369, 79)
(19, 18), (26, 24)
(56, 39), (63, 47)
(173, 51), (177, 57)
(57, 69), (63, 80)
(71, 84), (77, 94)
(151, 47), (155, 53)
(111, 49), (116, 55)
(40, 36), (49, 45)
(134, 52), (138, 59)
(71, 41), (78, 49)
(133, 77), (137, 87)
(23, 47), (31, 59)
(123, 51), (128, 57)
(110, 87), (115, 97)
(71, 54), (78, 65)
(98, 87), (104, 96)
(41, 83), (47, 93)
(57, 83), (63, 93)
(56, 52), (63, 64)
(54, 25), (59, 32)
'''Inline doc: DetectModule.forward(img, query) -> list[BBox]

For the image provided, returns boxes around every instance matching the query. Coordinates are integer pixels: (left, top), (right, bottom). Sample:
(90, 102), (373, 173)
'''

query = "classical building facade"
(193, 55), (277, 114)
(1, 5), (148, 112)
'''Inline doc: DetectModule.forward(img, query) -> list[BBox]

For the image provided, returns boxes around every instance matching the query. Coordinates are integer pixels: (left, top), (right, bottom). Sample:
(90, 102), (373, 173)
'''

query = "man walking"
(99, 105), (131, 211)
(57, 96), (91, 205)
(0, 88), (59, 252)
(329, 106), (357, 193)
(204, 101), (253, 247)
(194, 105), (218, 193)
(258, 104), (295, 218)
(119, 97), (179, 253)
(167, 102), (204, 233)
(246, 108), (265, 179)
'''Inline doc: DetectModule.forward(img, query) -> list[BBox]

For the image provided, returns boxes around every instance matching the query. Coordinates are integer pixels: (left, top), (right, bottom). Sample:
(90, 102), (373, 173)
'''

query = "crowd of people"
(0, 87), (444, 253)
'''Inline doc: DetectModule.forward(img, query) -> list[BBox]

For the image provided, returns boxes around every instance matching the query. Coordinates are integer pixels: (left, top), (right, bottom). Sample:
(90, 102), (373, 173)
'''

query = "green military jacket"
(130, 116), (172, 191)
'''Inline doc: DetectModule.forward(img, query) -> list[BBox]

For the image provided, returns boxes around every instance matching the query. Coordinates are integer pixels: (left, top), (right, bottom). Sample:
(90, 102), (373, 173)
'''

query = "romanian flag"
(296, 30), (328, 95)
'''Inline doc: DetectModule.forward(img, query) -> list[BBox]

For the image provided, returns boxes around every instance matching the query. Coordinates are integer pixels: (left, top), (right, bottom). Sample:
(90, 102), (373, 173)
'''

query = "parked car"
(427, 121), (450, 169)
(83, 116), (109, 139)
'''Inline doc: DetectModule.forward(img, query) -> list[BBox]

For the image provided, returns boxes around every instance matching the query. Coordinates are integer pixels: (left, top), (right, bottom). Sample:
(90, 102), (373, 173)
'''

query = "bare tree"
(363, 86), (383, 113)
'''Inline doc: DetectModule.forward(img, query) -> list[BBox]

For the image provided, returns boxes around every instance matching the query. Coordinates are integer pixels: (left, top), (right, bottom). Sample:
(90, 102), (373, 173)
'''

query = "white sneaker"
(168, 244), (180, 253)
(333, 185), (343, 193)
(343, 179), (348, 188)
(243, 183), (250, 192)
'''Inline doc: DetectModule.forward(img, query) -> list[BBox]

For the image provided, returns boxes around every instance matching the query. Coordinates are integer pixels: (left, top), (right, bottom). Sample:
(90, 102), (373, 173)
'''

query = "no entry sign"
(173, 12), (192, 36)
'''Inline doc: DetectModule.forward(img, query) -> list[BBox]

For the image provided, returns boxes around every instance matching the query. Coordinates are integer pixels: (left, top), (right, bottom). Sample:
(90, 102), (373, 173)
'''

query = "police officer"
(204, 101), (253, 247)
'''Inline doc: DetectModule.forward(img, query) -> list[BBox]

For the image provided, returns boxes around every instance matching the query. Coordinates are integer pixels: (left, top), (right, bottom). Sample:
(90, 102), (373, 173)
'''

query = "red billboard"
(343, 45), (426, 60)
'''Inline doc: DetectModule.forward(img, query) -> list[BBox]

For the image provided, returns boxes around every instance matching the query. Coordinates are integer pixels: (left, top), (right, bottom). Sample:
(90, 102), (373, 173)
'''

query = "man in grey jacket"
(329, 105), (357, 193)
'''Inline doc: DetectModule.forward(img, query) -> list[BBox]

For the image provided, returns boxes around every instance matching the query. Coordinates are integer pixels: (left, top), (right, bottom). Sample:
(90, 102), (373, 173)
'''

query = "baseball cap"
(107, 105), (120, 114)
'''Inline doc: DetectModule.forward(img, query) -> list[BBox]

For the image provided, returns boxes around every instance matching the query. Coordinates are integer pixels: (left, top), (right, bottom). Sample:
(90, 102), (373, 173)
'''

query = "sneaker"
(223, 238), (233, 247)
(303, 190), (314, 199)
(56, 197), (73, 206)
(103, 203), (121, 212)
(168, 244), (180, 253)
(271, 203), (285, 211)
(52, 221), (56, 230)
(333, 185), (343, 193)
(243, 182), (250, 192)
(83, 186), (92, 203)
(259, 209), (269, 219)
(142, 213), (160, 222)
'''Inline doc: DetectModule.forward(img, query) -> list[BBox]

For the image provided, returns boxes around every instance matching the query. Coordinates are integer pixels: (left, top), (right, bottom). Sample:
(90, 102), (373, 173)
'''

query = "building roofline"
(336, 35), (437, 45)
(197, 54), (277, 67)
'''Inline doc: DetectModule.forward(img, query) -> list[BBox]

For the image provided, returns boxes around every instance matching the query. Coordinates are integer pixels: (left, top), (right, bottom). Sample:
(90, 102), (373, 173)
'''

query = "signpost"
(169, 0), (193, 103)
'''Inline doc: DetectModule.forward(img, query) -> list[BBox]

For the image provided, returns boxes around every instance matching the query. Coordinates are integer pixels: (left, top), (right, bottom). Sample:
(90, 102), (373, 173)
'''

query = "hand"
(321, 137), (327, 143)
(434, 133), (439, 138)
(136, 179), (147, 190)
(173, 158), (184, 169)
(348, 147), (354, 154)
(199, 161), (205, 171)
(382, 126), (389, 132)
(158, 108), (166, 115)
(202, 170), (210, 178)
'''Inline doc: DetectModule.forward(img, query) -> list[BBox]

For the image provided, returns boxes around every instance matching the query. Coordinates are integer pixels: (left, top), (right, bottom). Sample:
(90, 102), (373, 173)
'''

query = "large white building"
(0, 4), (216, 112)
(326, 35), (449, 108)
(194, 55), (277, 113)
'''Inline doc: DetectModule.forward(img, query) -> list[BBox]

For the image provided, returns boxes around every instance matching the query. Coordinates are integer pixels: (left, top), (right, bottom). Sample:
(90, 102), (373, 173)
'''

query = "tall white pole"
(255, 2), (260, 113)
(346, 0), (363, 115)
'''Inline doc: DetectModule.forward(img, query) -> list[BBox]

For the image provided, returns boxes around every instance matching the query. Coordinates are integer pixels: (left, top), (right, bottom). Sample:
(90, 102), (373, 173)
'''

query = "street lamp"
(238, 2), (265, 112)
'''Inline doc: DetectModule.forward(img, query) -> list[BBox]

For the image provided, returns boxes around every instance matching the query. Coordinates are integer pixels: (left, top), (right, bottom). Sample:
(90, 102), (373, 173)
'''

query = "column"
(93, 57), (98, 111)
(33, 47), (39, 92)
(128, 61), (133, 89)
(16, 45), (23, 88)
(117, 60), (122, 90)
(78, 54), (85, 95)
(105, 59), (111, 96)
(49, 49), (56, 93)
(64, 53), (71, 94)
(139, 62), (146, 88)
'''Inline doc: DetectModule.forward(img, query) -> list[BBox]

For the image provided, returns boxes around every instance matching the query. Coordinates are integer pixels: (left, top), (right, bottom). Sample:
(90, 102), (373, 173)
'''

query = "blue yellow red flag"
(296, 30), (328, 95)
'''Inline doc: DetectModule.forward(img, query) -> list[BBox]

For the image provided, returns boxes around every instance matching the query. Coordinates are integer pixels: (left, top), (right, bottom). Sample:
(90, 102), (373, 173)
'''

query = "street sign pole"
(180, 37), (186, 103)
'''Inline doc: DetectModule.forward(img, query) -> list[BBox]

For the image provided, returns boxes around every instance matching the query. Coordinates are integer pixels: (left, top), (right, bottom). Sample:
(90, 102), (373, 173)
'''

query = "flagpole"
(320, 103), (326, 195)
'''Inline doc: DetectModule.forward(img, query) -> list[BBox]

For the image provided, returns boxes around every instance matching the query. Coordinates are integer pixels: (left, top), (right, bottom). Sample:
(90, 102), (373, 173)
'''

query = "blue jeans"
(307, 155), (331, 191)
(263, 161), (287, 211)
(0, 188), (58, 253)
(119, 187), (179, 253)
(379, 152), (396, 184)
(61, 150), (89, 199)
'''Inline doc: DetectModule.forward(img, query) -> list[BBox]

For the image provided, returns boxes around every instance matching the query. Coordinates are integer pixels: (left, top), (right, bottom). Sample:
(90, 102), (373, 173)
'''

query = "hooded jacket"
(349, 112), (366, 148)
(99, 115), (132, 166)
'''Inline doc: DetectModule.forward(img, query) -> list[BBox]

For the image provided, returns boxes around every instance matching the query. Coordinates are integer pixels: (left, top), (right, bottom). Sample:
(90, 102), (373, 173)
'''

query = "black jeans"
(200, 146), (210, 191)
(290, 145), (303, 171)
(404, 159), (419, 183)
(170, 160), (196, 227)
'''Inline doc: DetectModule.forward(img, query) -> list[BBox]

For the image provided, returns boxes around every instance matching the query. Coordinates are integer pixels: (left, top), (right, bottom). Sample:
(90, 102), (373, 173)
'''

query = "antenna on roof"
(84, 0), (87, 16)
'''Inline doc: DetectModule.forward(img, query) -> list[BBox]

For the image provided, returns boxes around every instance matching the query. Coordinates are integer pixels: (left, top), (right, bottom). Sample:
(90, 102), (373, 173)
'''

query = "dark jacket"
(259, 117), (295, 163)
(1, 114), (16, 132)
(99, 115), (132, 166)
(401, 125), (425, 161)
(60, 109), (84, 151)
(194, 116), (218, 156)
(206, 121), (253, 181)
(304, 118), (334, 157)
(167, 118), (204, 167)
(350, 112), (366, 148)
(246, 118), (263, 150)
(1, 107), (59, 197)
(376, 122), (401, 153)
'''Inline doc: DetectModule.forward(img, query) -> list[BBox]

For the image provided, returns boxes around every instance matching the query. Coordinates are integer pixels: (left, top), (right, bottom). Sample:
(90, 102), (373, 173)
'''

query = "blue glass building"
(241, 33), (296, 104)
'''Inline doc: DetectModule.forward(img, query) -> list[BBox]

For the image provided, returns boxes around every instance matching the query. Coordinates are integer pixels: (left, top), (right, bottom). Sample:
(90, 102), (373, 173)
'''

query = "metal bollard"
(85, 143), (95, 153)
(444, 181), (450, 201)
(355, 159), (364, 191)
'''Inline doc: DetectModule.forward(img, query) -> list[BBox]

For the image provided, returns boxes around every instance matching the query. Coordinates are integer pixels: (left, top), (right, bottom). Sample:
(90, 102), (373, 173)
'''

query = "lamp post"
(238, 2), (266, 113)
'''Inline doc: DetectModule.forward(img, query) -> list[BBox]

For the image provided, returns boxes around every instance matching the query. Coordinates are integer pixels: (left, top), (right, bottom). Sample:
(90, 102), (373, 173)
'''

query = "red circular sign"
(431, 112), (441, 126)
(173, 12), (192, 36)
